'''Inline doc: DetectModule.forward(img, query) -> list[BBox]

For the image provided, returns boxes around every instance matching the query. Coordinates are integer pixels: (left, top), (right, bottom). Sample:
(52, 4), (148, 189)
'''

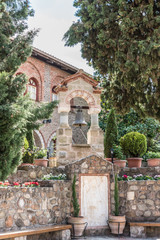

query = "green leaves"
(64, 0), (160, 118)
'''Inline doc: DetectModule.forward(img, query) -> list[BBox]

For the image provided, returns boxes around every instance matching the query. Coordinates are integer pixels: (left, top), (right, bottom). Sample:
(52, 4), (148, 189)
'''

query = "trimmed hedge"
(120, 132), (147, 157)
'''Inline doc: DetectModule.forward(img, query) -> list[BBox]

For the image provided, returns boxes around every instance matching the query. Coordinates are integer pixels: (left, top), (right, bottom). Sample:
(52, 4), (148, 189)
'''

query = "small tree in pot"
(108, 174), (126, 234)
(68, 174), (86, 238)
(120, 132), (147, 168)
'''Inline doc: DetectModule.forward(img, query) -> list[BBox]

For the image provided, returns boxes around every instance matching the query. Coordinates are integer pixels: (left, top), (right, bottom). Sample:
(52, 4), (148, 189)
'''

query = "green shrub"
(22, 138), (34, 164)
(120, 132), (147, 157)
(113, 144), (125, 160)
(104, 109), (118, 158)
(72, 174), (80, 217)
(145, 151), (160, 159)
(34, 148), (47, 159)
(114, 174), (119, 216)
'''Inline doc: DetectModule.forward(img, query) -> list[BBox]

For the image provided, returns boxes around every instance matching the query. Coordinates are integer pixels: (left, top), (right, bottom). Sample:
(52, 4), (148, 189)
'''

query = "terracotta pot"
(147, 158), (160, 167)
(34, 159), (48, 167)
(108, 215), (126, 234)
(113, 160), (126, 168)
(68, 216), (86, 237)
(105, 158), (116, 163)
(127, 158), (143, 168)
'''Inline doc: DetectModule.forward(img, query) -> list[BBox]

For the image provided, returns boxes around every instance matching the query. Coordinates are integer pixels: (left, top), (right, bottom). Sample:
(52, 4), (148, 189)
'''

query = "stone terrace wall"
(119, 180), (160, 222)
(120, 166), (160, 177)
(0, 181), (71, 232)
(8, 165), (65, 184)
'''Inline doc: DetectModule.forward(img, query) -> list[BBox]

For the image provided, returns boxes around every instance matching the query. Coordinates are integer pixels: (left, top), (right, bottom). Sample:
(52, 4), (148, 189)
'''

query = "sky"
(28, 0), (94, 75)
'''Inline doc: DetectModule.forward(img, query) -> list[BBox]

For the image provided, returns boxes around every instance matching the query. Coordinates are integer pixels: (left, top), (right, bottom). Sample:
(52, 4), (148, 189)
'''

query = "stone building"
(17, 47), (104, 165)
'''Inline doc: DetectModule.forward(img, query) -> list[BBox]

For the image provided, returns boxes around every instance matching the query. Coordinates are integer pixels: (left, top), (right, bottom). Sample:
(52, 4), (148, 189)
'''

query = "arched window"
(28, 79), (37, 100)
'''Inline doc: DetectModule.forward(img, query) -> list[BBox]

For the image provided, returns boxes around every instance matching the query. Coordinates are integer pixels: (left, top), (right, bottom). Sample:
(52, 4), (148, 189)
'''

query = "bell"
(73, 108), (87, 127)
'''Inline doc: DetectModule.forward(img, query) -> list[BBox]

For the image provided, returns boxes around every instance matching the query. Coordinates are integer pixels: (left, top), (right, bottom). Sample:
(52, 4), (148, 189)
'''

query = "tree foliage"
(104, 109), (118, 158)
(64, 0), (160, 118)
(0, 0), (57, 180)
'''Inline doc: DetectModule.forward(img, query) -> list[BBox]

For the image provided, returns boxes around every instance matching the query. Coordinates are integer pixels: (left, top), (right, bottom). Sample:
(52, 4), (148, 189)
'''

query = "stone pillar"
(87, 110), (104, 157)
(57, 111), (73, 165)
(90, 113), (99, 128)
(59, 112), (69, 127)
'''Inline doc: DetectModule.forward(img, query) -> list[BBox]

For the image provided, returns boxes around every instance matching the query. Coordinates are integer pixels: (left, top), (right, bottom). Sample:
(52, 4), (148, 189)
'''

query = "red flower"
(123, 175), (128, 179)
(13, 182), (19, 186)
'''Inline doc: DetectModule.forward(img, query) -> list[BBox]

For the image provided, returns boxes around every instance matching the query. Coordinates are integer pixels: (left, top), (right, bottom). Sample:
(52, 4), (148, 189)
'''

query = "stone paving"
(75, 237), (160, 240)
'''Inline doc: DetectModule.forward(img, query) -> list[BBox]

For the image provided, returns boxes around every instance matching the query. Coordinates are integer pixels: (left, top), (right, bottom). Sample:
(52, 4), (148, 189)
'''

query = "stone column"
(57, 111), (72, 165)
(87, 109), (104, 157)
(90, 113), (99, 128)
(59, 112), (69, 127)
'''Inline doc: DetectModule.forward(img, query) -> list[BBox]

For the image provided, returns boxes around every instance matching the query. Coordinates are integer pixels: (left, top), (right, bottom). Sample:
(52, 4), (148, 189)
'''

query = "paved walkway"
(75, 237), (160, 240)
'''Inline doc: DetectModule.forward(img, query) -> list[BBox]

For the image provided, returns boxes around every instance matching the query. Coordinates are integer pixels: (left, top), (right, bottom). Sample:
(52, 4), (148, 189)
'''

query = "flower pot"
(68, 216), (86, 237)
(34, 159), (48, 167)
(147, 158), (160, 167)
(127, 158), (143, 168)
(105, 158), (116, 163)
(113, 160), (126, 168)
(108, 215), (126, 234)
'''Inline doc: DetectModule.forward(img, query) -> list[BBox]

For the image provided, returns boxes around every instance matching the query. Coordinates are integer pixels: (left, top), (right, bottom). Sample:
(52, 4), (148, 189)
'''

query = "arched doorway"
(69, 97), (90, 144)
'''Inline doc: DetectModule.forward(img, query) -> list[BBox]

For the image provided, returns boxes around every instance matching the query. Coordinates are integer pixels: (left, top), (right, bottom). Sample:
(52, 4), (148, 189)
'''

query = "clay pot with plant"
(68, 174), (87, 238)
(145, 151), (160, 167)
(120, 132), (147, 168)
(34, 148), (48, 167)
(108, 174), (126, 234)
(113, 144), (126, 167)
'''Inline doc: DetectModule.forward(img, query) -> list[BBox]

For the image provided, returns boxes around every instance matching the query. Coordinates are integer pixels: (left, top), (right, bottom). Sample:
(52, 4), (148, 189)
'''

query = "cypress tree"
(0, 0), (57, 180)
(104, 109), (118, 158)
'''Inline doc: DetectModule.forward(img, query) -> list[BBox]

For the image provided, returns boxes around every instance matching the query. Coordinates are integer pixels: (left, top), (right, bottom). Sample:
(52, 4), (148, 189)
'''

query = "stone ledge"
(72, 144), (90, 148)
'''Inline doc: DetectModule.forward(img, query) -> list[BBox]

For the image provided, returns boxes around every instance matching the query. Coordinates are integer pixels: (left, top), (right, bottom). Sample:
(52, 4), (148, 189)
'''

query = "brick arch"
(47, 131), (56, 148)
(28, 77), (41, 101)
(65, 90), (96, 107)
(26, 61), (42, 84)
(34, 130), (45, 149)
(17, 61), (43, 101)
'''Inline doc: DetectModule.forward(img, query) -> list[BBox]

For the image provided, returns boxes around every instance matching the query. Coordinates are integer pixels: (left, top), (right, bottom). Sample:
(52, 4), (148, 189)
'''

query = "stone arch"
(47, 131), (57, 157)
(65, 90), (96, 108)
(33, 130), (45, 149)
(47, 131), (56, 148)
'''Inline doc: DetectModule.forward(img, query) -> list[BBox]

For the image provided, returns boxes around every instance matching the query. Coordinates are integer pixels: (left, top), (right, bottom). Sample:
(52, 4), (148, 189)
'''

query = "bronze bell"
(73, 108), (87, 127)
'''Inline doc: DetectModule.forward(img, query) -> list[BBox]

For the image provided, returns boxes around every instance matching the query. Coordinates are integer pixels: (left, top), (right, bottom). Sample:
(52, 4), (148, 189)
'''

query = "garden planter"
(68, 216), (86, 237)
(34, 159), (49, 167)
(105, 158), (116, 163)
(113, 160), (126, 168)
(147, 158), (160, 167)
(108, 215), (126, 234)
(127, 158), (143, 168)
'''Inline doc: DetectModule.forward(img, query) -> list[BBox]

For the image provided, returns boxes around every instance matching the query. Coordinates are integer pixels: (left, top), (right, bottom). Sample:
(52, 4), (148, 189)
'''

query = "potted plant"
(108, 174), (126, 234)
(113, 144), (126, 167)
(145, 151), (160, 167)
(120, 132), (147, 168)
(34, 148), (48, 167)
(68, 174), (86, 238)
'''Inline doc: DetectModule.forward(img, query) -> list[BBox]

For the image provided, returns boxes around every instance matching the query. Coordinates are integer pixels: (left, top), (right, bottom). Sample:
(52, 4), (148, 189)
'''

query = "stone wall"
(0, 181), (71, 232)
(120, 166), (160, 177)
(8, 165), (64, 184)
(119, 180), (160, 222)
